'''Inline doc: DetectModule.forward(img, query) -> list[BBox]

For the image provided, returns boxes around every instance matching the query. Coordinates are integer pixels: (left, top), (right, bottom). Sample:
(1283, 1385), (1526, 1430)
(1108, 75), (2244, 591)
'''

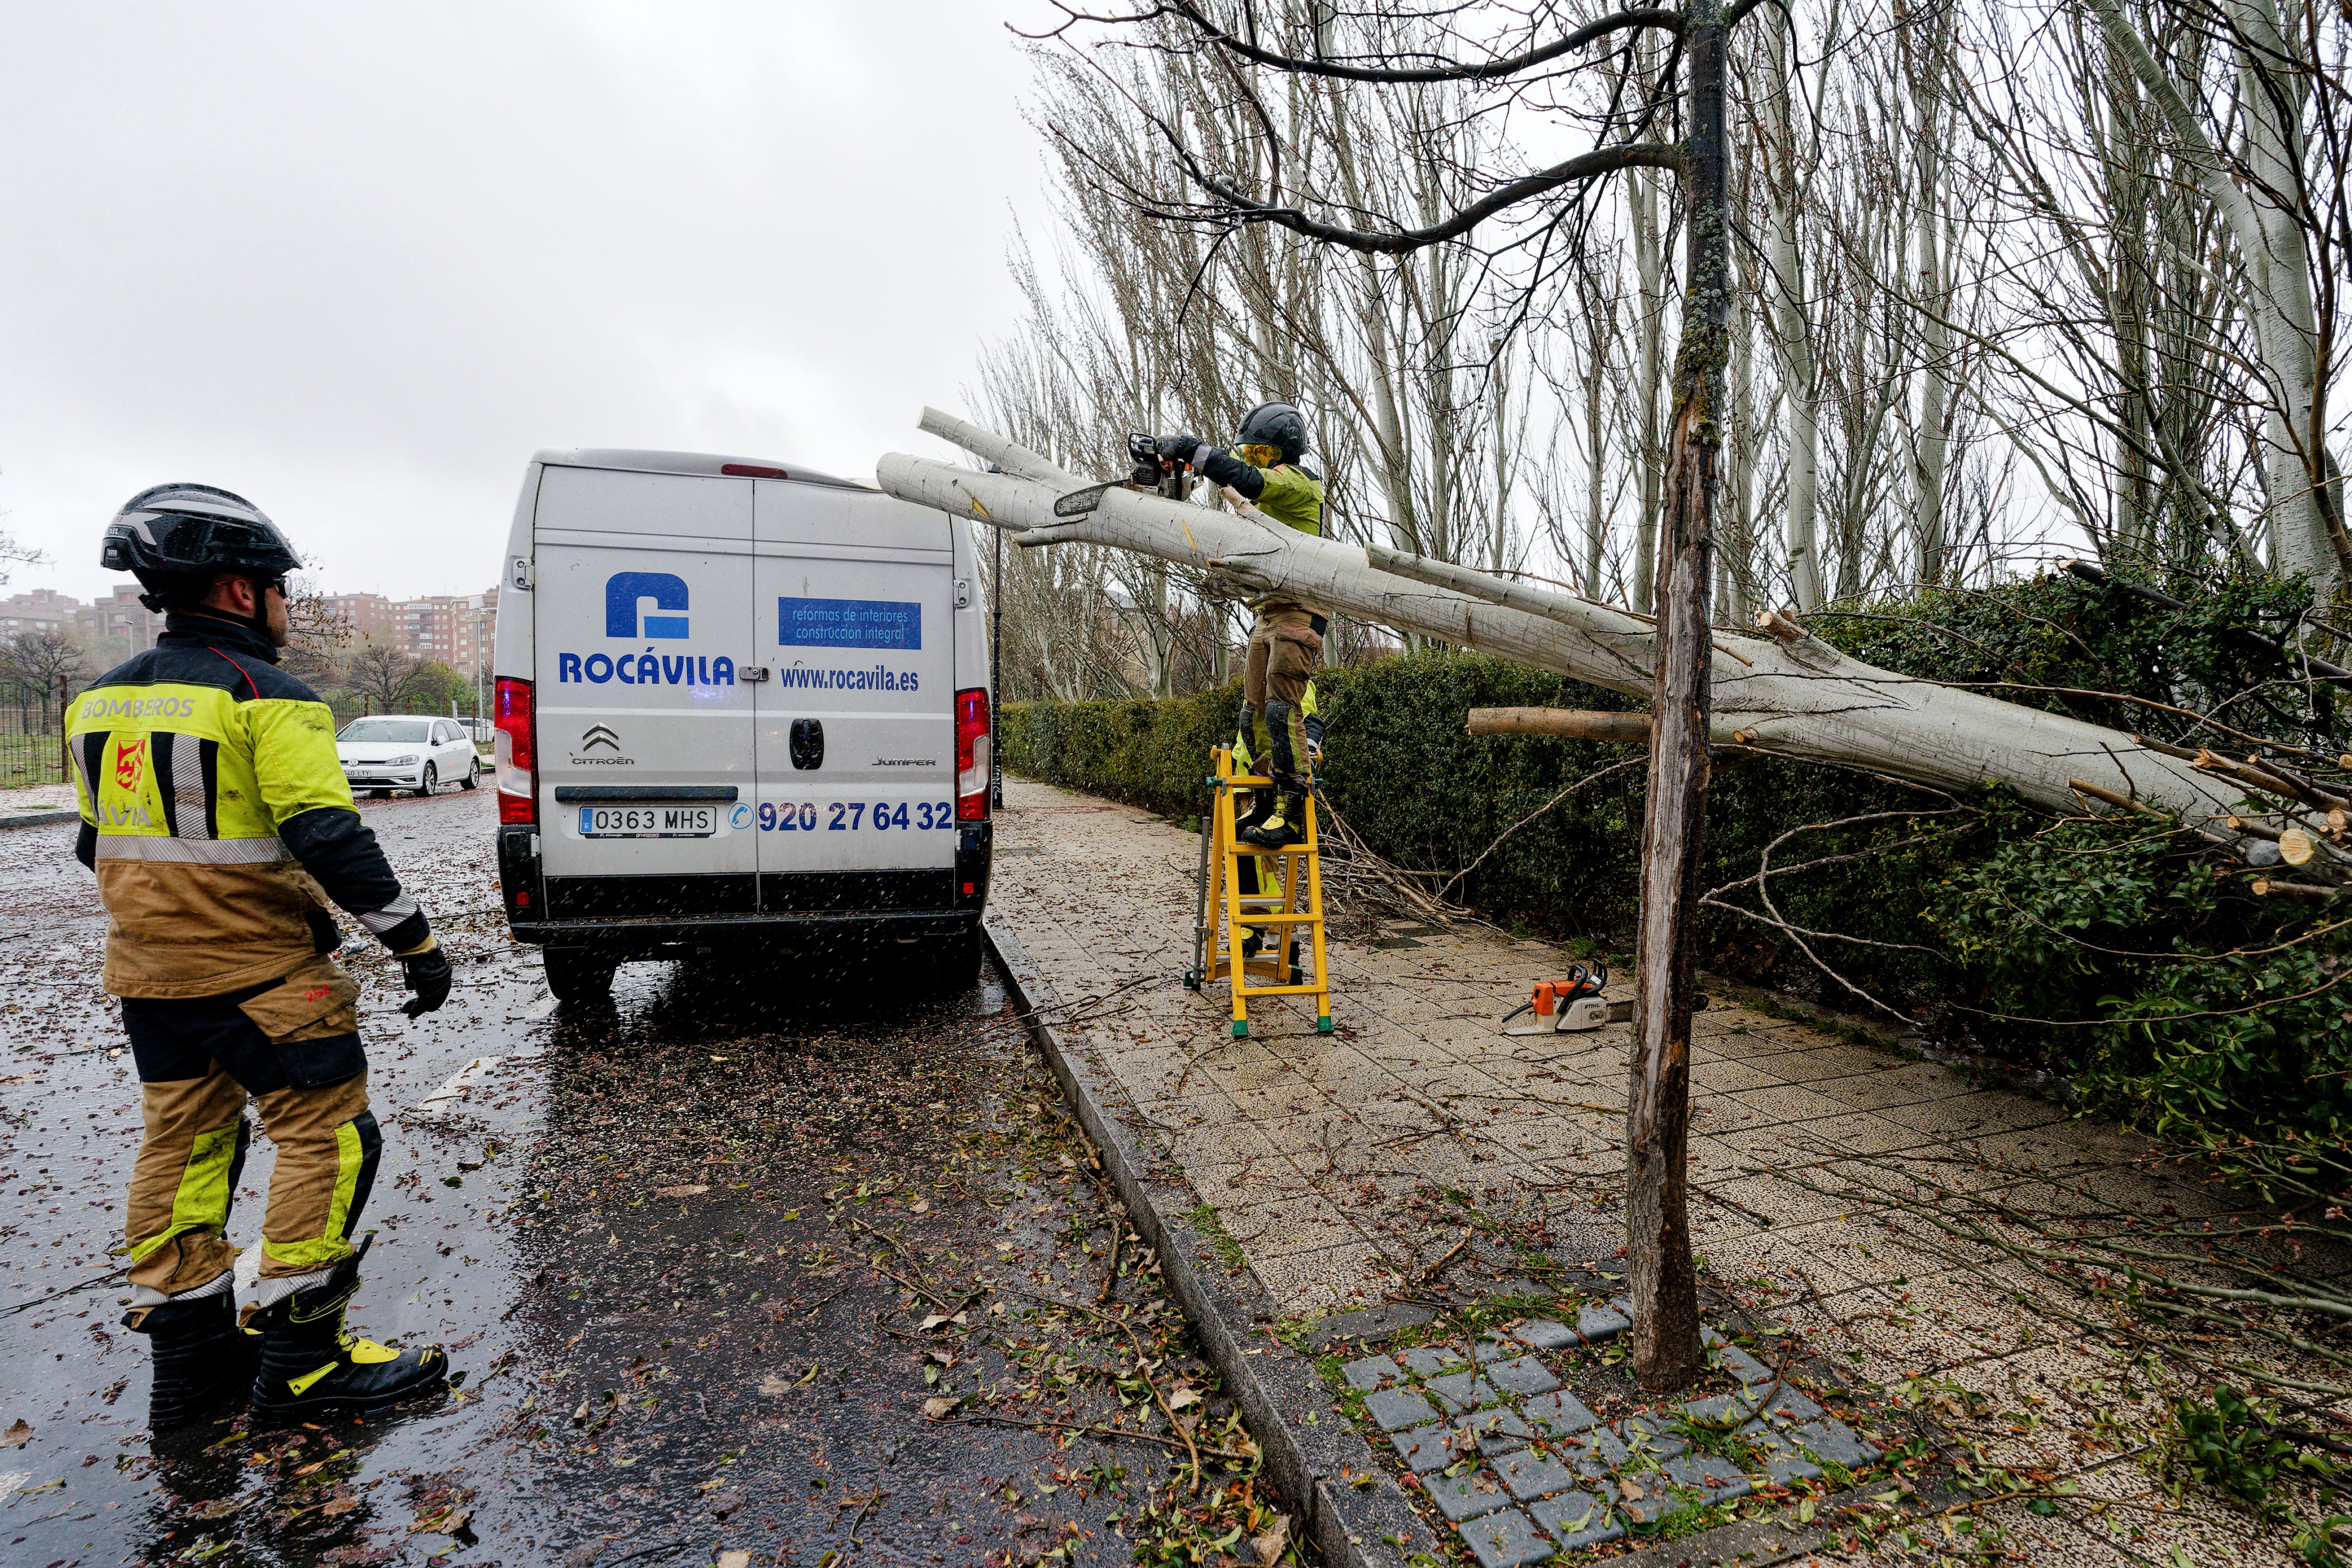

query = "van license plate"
(579, 805), (717, 838)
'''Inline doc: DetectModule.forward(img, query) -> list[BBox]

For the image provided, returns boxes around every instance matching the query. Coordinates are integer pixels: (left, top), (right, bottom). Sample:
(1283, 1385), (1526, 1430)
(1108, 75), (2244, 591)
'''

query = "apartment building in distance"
(324, 589), (498, 674)
(0, 583), (499, 669)
(0, 585), (167, 650)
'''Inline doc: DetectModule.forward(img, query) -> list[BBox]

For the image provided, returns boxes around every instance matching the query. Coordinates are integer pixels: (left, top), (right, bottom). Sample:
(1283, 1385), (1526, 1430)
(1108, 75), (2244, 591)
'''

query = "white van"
(489, 449), (993, 1003)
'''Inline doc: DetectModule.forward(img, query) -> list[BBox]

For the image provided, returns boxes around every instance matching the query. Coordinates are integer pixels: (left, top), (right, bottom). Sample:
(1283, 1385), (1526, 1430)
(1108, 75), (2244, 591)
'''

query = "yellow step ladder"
(1184, 745), (1333, 1038)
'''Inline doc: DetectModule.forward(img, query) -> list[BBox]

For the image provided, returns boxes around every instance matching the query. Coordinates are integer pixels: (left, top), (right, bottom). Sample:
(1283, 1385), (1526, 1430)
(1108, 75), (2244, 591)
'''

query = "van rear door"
(750, 481), (956, 910)
(531, 465), (758, 916)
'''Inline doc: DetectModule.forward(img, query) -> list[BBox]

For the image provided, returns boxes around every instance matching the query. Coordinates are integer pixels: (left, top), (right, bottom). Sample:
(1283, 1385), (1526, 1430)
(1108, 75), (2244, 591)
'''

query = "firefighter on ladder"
(1152, 401), (1327, 955)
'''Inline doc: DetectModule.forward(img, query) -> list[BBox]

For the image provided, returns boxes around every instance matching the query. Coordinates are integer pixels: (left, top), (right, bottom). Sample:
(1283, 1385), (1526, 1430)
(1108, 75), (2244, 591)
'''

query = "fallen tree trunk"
(1468, 708), (1656, 742)
(879, 414), (2245, 821)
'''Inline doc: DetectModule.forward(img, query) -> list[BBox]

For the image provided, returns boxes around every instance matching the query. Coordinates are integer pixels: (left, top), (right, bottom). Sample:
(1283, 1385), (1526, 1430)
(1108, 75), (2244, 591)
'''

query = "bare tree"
(0, 629), (90, 736)
(344, 643), (423, 715)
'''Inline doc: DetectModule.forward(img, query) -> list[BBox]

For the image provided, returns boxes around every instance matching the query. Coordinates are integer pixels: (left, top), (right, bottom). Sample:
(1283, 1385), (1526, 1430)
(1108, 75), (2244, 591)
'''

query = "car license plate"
(578, 805), (717, 838)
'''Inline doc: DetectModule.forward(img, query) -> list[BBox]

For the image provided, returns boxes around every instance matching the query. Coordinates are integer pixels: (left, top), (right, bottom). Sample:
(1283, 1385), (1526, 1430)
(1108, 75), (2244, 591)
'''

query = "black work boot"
(248, 1242), (447, 1424)
(1235, 788), (1276, 837)
(126, 1288), (259, 1428)
(1241, 793), (1309, 848)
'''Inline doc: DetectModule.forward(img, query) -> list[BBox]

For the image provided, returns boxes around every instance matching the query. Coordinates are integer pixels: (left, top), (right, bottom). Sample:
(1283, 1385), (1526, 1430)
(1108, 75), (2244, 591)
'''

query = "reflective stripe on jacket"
(70, 614), (429, 998)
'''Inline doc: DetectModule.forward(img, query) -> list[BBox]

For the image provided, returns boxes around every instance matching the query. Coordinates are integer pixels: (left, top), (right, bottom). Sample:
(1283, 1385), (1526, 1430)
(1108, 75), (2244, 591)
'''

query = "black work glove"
(1155, 433), (1204, 463)
(398, 942), (453, 1018)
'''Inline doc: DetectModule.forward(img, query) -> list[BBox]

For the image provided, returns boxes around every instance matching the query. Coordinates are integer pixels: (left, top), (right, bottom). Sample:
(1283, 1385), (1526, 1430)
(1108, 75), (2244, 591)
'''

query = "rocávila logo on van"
(608, 572), (689, 639)
(554, 576), (929, 690)
(555, 571), (738, 688)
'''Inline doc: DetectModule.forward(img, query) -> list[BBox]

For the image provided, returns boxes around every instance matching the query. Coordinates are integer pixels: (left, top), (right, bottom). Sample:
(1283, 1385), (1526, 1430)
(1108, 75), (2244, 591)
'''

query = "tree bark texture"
(876, 444), (2246, 826)
(1624, 0), (1726, 1395)
(1765, 2), (1824, 611)
(1466, 708), (1656, 742)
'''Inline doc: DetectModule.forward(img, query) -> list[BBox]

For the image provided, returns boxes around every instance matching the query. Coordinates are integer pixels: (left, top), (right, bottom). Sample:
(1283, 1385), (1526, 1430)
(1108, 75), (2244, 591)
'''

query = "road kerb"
(986, 914), (1431, 1568)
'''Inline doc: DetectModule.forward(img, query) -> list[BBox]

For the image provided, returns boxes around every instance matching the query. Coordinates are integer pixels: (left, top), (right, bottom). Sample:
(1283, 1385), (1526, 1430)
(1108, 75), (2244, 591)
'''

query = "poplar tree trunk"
(2084, 0), (2344, 593)
(1631, 165), (1667, 616)
(1767, 2), (1824, 611)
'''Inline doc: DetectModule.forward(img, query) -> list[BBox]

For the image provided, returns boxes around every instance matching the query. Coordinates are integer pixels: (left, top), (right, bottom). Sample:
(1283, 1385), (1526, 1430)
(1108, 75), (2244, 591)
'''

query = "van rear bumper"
(507, 909), (977, 952)
(496, 823), (991, 953)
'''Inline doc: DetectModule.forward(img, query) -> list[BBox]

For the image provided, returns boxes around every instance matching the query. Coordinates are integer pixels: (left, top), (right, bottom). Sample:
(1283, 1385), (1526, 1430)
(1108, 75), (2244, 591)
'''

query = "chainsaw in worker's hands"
(1054, 432), (1196, 520)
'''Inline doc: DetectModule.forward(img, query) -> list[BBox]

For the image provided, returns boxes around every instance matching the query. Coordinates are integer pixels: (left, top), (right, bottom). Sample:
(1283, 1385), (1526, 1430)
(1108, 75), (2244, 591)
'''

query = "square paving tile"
(1426, 1370), (1504, 1413)
(1341, 1354), (1401, 1391)
(1512, 1315), (1583, 1351)
(1423, 1467), (1515, 1523)
(1574, 1299), (1631, 1340)
(1661, 1451), (1753, 1505)
(1520, 1388), (1599, 1435)
(1787, 1417), (1877, 1468)
(1366, 1386), (1440, 1432)
(1390, 1422), (1457, 1472)
(1750, 1385), (1827, 1426)
(1752, 1427), (1822, 1485)
(1496, 1447), (1582, 1501)
(1396, 1344), (1468, 1378)
(1455, 1507), (1553, 1568)
(1486, 1352), (1559, 1396)
(1709, 1342), (1773, 1383)
(1456, 1406), (1533, 1456)
(1560, 1424), (1629, 1479)
(1618, 1413), (1691, 1462)
(1528, 1488), (1623, 1549)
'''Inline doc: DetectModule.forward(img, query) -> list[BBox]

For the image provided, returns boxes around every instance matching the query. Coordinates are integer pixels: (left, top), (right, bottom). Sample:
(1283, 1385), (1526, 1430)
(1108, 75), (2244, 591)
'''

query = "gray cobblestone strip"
(1338, 1310), (1891, 1558)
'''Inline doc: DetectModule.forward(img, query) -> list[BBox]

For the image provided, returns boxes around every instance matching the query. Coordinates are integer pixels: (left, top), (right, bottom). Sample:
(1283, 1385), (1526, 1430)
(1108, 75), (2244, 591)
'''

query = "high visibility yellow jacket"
(70, 614), (432, 999)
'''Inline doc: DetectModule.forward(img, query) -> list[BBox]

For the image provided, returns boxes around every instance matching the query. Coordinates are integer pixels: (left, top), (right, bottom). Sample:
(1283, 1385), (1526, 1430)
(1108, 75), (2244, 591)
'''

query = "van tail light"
(494, 677), (536, 825)
(955, 687), (991, 821)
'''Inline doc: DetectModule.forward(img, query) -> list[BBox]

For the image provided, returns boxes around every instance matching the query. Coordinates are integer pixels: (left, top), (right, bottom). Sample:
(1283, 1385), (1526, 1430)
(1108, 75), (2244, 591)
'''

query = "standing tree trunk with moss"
(1626, 0), (1727, 1391)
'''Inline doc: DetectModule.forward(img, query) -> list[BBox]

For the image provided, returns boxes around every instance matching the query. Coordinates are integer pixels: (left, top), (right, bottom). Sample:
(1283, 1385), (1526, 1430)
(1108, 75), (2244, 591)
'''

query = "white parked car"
(337, 715), (483, 797)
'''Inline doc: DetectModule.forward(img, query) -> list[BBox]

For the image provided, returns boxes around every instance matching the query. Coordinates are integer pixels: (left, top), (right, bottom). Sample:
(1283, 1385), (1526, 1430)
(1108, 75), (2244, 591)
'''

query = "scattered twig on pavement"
(594, 1538), (695, 1568)
(1098, 1194), (1125, 1305)
(845, 1486), (888, 1543)
(1419, 1227), (1475, 1286)
(839, 1213), (957, 1309)
(1794, 1266), (1860, 1343)
(0, 1264), (125, 1316)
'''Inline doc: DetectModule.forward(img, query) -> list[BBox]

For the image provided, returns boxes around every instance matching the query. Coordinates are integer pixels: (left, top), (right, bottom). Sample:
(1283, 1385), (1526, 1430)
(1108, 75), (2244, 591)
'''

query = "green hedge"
(998, 571), (2352, 1157)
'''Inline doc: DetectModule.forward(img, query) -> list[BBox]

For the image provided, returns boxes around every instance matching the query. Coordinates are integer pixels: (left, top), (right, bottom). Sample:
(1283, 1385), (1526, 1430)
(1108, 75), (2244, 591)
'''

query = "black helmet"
(101, 484), (299, 612)
(1237, 401), (1308, 465)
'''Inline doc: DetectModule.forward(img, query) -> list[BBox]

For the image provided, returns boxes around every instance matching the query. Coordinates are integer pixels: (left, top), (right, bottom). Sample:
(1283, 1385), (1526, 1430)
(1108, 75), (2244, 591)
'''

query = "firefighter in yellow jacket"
(1154, 400), (1327, 848)
(77, 484), (453, 1428)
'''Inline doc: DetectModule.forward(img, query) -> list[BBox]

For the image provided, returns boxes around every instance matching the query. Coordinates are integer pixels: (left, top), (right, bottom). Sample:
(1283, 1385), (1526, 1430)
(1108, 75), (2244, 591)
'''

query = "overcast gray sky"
(0, 2), (1046, 604)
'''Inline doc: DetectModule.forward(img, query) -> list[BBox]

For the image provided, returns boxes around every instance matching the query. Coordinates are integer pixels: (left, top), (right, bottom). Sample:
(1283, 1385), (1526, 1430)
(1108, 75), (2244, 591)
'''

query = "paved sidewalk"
(991, 775), (2313, 1564)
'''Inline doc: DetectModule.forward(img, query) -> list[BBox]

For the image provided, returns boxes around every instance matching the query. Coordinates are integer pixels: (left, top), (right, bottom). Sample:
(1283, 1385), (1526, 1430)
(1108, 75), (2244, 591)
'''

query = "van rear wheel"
(927, 927), (985, 990)
(543, 947), (617, 1006)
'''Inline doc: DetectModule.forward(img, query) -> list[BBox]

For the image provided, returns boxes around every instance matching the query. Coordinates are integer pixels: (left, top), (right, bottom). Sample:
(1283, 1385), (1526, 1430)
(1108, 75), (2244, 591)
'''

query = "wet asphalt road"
(0, 788), (1296, 1568)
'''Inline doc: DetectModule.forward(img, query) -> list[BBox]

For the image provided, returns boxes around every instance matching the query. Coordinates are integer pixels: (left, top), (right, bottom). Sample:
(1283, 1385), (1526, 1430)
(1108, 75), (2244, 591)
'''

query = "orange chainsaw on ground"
(1500, 962), (1617, 1035)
